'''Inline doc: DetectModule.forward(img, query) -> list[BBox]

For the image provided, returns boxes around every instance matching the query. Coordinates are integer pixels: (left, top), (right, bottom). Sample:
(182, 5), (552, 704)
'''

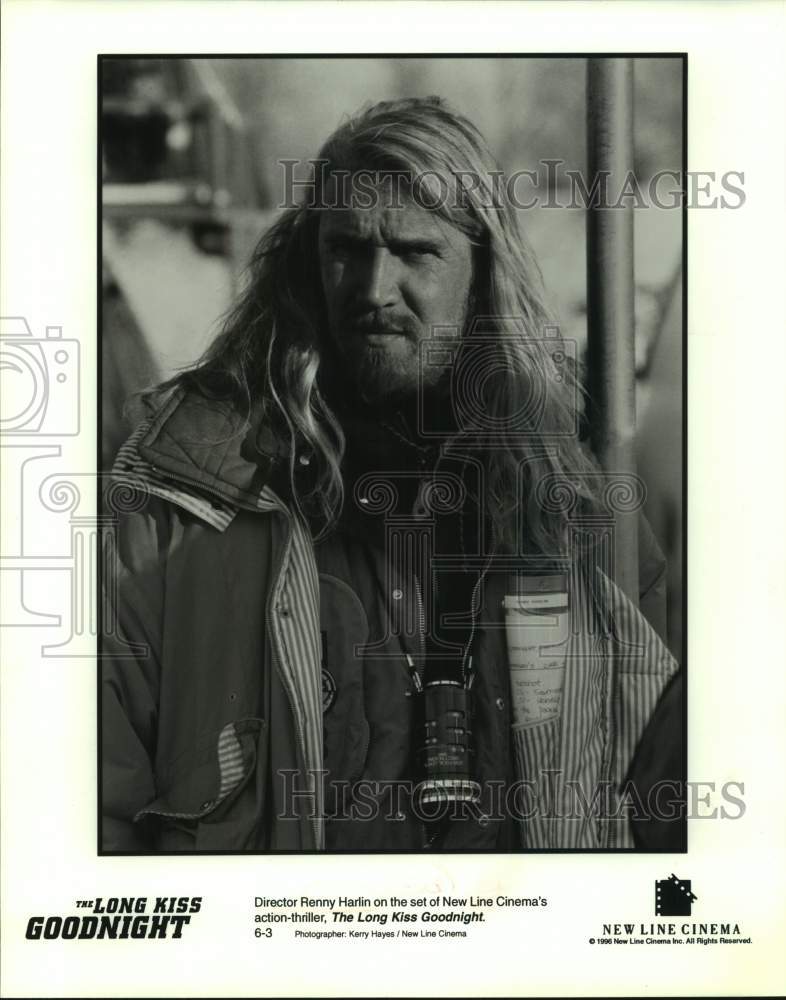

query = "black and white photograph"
(2, 3), (785, 997)
(100, 54), (685, 854)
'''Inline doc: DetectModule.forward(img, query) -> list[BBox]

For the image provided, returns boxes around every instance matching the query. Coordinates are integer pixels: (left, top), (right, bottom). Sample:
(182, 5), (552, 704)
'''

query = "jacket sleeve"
(638, 512), (669, 647)
(101, 495), (171, 851)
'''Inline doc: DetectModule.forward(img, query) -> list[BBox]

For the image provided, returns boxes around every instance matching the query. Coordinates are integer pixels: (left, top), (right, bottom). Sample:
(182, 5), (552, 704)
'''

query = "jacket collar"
(137, 383), (450, 509)
(137, 386), (289, 511)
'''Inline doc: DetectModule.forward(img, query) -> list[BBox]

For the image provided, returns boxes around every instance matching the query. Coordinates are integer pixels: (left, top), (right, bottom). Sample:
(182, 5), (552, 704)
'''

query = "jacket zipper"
(413, 575), (426, 675)
(410, 575), (431, 848)
(460, 550), (495, 682)
(461, 573), (483, 684)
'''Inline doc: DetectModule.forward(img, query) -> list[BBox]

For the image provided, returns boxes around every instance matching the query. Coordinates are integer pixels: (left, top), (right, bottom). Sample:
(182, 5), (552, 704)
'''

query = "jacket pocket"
(135, 717), (267, 850)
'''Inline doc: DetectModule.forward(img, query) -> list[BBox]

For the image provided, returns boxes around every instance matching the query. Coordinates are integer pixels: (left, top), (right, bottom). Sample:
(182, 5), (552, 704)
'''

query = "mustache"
(345, 313), (417, 337)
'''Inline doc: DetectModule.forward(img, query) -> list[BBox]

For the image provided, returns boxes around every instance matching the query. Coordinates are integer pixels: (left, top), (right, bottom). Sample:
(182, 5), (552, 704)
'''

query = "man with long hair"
(102, 97), (678, 852)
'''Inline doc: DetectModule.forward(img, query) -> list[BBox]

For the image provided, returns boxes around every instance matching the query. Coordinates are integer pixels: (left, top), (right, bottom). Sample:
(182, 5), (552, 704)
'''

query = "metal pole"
(585, 58), (639, 604)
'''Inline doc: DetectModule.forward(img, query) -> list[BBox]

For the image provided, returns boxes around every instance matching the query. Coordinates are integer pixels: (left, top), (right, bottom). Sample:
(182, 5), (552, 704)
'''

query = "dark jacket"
(101, 386), (678, 852)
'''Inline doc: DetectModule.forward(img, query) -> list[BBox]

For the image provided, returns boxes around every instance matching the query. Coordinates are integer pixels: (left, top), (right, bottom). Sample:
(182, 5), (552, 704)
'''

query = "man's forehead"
(319, 195), (450, 242)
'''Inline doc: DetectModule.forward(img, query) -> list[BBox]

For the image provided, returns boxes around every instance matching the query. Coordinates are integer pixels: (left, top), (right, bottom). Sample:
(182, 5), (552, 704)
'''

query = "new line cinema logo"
(598, 876), (751, 945)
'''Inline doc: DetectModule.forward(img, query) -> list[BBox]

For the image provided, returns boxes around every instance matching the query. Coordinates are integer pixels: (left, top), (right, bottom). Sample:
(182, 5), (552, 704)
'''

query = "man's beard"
(344, 336), (452, 415)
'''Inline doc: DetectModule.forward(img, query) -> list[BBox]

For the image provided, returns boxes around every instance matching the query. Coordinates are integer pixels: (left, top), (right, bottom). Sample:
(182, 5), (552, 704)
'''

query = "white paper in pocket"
(504, 590), (569, 727)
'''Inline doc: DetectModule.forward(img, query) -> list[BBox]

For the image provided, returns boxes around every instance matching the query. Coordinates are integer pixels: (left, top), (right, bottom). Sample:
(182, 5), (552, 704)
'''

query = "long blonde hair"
(170, 97), (598, 554)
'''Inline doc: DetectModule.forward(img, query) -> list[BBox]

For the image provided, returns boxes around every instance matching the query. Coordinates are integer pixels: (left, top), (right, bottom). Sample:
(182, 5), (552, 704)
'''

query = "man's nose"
(355, 247), (400, 309)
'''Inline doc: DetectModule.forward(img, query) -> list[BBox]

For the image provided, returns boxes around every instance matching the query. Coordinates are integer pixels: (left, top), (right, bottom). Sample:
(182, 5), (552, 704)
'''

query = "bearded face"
(317, 190), (474, 408)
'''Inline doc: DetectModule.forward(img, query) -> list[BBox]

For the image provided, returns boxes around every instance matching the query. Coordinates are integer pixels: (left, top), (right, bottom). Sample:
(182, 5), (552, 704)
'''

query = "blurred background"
(100, 56), (683, 656)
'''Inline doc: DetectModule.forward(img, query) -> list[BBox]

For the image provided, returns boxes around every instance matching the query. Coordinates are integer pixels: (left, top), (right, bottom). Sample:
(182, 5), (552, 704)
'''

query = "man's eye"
(400, 247), (439, 261)
(325, 238), (361, 258)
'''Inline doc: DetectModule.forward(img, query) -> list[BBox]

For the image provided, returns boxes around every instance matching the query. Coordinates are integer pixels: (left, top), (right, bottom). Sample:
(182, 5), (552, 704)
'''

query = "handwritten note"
(504, 594), (569, 727)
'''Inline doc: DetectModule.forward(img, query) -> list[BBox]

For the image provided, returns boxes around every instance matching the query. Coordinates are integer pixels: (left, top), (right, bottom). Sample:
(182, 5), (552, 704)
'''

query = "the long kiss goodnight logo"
(25, 896), (203, 941)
